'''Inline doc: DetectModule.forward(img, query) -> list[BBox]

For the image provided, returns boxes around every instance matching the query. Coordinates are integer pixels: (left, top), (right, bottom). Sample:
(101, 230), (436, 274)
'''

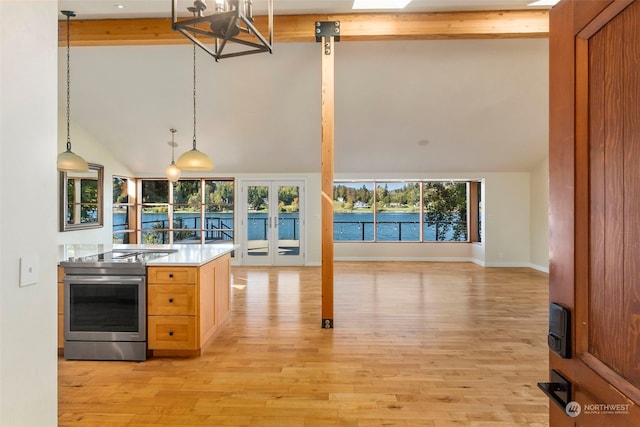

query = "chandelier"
(171, 0), (273, 61)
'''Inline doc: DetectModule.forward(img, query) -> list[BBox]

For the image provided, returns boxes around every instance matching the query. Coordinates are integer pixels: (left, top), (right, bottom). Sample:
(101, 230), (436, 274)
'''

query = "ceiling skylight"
(527, 0), (560, 6)
(353, 0), (412, 10)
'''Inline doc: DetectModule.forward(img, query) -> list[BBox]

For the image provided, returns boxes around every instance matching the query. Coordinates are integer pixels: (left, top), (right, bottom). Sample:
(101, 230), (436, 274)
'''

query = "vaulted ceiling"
(57, 0), (550, 176)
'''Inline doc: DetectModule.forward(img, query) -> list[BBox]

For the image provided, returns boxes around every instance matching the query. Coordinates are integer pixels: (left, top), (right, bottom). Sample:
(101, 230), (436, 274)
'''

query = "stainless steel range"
(60, 249), (176, 361)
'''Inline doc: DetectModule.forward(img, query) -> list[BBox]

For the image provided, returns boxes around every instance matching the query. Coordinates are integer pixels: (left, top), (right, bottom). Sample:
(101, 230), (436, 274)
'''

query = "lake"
(113, 212), (465, 242)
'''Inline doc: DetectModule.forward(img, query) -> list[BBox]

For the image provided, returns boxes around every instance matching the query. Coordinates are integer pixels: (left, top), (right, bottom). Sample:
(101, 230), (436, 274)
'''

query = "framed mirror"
(60, 163), (104, 231)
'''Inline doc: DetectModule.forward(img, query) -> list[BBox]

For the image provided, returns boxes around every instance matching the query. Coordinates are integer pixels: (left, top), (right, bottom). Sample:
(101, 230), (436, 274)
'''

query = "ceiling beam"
(58, 10), (549, 46)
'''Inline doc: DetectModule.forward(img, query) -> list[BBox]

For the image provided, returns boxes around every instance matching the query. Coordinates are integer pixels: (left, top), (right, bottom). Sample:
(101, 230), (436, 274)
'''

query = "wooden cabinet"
(57, 267), (64, 351)
(58, 251), (231, 357)
(146, 253), (231, 356)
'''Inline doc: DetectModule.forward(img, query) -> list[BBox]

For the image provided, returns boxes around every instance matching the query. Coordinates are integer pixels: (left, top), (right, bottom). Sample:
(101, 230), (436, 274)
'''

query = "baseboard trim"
(335, 257), (474, 263)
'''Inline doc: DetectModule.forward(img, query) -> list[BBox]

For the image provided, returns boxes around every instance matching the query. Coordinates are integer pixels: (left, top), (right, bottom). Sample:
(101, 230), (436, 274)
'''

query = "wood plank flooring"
(58, 262), (550, 426)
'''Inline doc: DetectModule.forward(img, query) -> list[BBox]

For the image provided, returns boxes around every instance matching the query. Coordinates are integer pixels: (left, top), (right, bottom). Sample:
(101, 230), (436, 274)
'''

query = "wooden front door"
(548, 0), (640, 426)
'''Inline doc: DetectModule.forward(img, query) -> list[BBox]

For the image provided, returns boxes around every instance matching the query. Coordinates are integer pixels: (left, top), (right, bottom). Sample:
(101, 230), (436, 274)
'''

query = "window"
(113, 176), (136, 243)
(113, 178), (235, 245)
(423, 181), (468, 241)
(141, 180), (170, 244)
(60, 163), (104, 231)
(204, 180), (235, 243)
(376, 181), (420, 242)
(333, 180), (480, 243)
(172, 180), (201, 243)
(333, 182), (374, 241)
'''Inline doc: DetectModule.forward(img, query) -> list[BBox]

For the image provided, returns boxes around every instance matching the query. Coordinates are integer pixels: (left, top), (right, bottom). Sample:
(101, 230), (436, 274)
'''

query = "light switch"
(19, 255), (39, 287)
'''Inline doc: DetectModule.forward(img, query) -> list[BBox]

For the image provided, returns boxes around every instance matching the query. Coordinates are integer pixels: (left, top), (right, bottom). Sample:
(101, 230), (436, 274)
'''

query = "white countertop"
(58, 243), (235, 266)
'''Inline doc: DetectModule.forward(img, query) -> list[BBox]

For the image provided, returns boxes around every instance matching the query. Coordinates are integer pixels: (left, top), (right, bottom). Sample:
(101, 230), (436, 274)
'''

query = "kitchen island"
(58, 244), (235, 358)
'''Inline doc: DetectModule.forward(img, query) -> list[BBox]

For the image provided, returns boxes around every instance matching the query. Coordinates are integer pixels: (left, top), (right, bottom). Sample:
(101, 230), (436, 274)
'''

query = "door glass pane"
(247, 185), (269, 257)
(277, 185), (300, 256)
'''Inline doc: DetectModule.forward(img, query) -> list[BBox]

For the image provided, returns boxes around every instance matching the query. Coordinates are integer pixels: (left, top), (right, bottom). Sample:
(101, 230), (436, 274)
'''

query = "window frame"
(113, 177), (235, 245)
(333, 179), (481, 243)
(60, 163), (104, 232)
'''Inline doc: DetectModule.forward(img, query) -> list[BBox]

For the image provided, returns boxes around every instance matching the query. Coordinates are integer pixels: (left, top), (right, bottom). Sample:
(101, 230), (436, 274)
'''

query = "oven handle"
(64, 275), (145, 284)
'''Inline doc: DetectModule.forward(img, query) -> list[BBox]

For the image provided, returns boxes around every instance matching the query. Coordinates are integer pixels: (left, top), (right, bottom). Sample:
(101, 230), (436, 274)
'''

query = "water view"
(114, 212), (466, 242)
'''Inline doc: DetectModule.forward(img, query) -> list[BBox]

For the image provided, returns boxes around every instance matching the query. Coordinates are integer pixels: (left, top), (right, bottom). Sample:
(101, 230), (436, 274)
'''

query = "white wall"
(0, 1), (58, 425)
(483, 172), (530, 266)
(529, 156), (549, 272)
(56, 118), (133, 245)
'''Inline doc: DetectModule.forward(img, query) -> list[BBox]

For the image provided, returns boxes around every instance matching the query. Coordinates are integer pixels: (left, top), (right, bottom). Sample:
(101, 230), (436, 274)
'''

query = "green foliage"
(173, 180), (201, 205)
(333, 184), (373, 210)
(247, 186), (269, 211)
(113, 177), (128, 204)
(278, 186), (299, 211)
(423, 182), (467, 241)
(205, 181), (233, 208)
(142, 180), (169, 203)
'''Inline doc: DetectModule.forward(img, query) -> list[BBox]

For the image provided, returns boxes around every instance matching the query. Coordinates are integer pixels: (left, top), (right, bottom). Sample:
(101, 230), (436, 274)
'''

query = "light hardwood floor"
(59, 262), (550, 426)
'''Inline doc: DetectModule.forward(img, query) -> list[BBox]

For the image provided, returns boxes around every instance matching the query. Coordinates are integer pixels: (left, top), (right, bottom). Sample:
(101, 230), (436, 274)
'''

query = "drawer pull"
(168, 298), (174, 303)
(168, 331), (174, 336)
(169, 274), (174, 278)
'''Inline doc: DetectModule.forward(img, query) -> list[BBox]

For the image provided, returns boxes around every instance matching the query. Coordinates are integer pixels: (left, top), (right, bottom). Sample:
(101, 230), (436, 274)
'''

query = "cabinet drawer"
(147, 267), (196, 285)
(148, 285), (196, 315)
(148, 316), (197, 350)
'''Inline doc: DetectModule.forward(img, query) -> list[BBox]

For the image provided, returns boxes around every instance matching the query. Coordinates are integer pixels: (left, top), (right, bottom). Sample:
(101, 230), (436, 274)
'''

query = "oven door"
(64, 275), (146, 343)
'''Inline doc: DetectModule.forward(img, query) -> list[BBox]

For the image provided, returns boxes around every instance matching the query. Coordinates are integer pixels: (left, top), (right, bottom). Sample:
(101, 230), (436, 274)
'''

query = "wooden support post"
(317, 21), (339, 329)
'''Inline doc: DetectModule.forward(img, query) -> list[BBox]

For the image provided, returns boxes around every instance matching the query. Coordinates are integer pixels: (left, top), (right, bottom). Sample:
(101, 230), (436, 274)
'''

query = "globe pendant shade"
(57, 149), (89, 172)
(176, 148), (213, 171)
(165, 163), (181, 182)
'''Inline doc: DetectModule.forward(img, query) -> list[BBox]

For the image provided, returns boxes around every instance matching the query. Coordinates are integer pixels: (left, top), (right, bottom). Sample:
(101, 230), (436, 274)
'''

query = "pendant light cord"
(170, 129), (177, 163)
(65, 12), (73, 151)
(192, 43), (197, 150)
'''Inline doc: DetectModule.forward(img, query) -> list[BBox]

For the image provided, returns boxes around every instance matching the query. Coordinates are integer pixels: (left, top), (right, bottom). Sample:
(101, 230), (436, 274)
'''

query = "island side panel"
(198, 259), (217, 347)
(215, 253), (231, 327)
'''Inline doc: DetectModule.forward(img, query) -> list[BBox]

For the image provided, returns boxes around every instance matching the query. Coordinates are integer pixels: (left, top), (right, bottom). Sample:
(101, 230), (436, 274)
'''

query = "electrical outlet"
(19, 255), (39, 287)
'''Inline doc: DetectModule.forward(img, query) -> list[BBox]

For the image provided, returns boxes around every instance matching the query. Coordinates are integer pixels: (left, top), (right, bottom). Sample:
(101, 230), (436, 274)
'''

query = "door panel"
(276, 184), (301, 259)
(245, 183), (270, 259)
(549, 0), (640, 425)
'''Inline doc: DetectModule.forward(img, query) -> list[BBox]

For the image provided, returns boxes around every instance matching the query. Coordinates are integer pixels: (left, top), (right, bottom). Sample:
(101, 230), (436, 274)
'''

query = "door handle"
(538, 369), (572, 411)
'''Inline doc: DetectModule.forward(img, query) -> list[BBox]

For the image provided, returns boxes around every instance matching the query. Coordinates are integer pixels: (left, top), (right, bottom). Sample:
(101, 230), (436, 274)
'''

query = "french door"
(240, 180), (305, 266)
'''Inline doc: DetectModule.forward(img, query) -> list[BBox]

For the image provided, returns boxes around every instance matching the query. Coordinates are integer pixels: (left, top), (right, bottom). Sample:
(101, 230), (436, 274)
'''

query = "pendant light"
(176, 44), (214, 171)
(165, 129), (182, 182)
(57, 10), (89, 172)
